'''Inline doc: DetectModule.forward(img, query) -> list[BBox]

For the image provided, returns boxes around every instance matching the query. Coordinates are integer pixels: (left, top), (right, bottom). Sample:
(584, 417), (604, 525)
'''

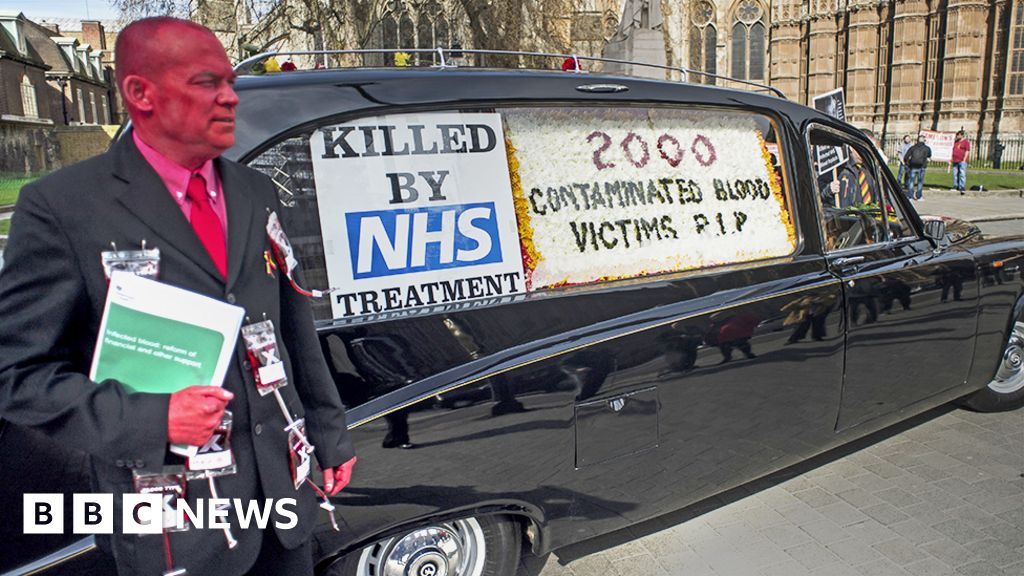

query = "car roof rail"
(234, 47), (787, 99)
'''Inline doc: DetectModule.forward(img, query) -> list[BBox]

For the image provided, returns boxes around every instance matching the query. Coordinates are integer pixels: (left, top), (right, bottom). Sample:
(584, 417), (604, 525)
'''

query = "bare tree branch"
(112, 0), (191, 19)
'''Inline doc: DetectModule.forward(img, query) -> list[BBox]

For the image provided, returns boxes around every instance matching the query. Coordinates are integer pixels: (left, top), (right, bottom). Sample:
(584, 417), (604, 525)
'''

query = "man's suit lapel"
(217, 158), (254, 293)
(111, 134), (225, 284)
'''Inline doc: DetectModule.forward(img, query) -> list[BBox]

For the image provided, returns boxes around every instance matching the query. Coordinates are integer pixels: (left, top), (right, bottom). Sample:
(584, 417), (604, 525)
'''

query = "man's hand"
(323, 456), (357, 496)
(167, 386), (234, 446)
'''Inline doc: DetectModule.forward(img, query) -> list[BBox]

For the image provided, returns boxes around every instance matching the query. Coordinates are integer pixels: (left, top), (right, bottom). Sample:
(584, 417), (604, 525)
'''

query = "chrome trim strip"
(3, 536), (96, 576)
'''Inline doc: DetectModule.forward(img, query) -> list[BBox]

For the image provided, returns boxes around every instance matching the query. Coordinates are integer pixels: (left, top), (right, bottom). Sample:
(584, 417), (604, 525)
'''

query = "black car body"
(2, 56), (1023, 576)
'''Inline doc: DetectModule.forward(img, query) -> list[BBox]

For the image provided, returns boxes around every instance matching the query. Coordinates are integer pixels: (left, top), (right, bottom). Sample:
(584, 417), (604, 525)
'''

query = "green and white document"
(90, 271), (244, 393)
(90, 271), (245, 455)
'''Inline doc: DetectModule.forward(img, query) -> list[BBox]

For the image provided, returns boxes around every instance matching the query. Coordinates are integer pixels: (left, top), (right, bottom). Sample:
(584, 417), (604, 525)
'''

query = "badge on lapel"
(101, 240), (160, 281)
(266, 210), (335, 298)
(263, 249), (277, 278)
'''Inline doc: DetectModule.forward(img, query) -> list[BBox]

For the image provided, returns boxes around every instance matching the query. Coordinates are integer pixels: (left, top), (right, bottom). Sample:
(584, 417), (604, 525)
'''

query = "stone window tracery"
(1011, 0), (1024, 94)
(690, 1), (718, 84)
(924, 0), (946, 102)
(730, 0), (766, 81)
(377, 1), (452, 65)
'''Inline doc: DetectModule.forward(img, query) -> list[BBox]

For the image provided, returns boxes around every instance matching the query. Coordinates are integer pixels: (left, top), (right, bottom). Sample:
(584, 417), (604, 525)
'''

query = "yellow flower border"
(758, 130), (798, 248)
(505, 139), (542, 288)
(509, 129), (796, 291)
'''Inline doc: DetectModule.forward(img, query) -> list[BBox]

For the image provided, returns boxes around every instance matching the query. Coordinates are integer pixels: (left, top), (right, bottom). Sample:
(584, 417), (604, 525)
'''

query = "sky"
(0, 1), (120, 20)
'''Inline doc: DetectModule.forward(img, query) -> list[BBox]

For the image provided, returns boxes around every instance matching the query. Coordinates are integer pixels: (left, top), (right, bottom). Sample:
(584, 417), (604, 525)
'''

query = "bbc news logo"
(23, 494), (298, 534)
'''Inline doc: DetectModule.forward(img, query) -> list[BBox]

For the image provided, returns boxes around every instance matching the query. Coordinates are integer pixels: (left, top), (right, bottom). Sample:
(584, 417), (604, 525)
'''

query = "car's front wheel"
(324, 515), (521, 576)
(962, 320), (1024, 412)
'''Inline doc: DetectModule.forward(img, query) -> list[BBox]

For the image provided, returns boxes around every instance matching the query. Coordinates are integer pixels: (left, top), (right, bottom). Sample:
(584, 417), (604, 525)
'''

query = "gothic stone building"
(195, 0), (1024, 146)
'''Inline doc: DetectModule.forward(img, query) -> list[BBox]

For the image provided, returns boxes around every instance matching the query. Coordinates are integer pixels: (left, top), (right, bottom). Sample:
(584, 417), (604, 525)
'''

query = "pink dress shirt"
(133, 131), (228, 232)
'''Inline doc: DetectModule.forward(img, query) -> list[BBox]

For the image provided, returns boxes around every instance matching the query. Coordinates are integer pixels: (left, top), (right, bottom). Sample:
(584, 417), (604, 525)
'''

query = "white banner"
(503, 108), (796, 289)
(309, 112), (525, 319)
(921, 130), (955, 162)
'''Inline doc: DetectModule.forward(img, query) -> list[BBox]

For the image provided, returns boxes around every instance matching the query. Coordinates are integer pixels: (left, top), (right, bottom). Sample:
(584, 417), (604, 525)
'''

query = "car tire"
(323, 515), (521, 576)
(962, 321), (1024, 412)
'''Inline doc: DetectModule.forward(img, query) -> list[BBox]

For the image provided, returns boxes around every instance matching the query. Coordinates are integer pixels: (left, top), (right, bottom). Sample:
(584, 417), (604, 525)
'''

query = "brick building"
(0, 11), (53, 126)
(1, 13), (118, 127)
(50, 18), (125, 124)
(30, 23), (111, 126)
(0, 11), (57, 173)
(0, 11), (118, 173)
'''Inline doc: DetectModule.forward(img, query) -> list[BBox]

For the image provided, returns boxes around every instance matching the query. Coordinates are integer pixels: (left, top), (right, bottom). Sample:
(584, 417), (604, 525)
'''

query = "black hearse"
(2, 50), (1022, 576)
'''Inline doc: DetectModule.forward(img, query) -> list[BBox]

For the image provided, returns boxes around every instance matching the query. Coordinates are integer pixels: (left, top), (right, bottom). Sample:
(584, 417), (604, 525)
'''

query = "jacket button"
(226, 293), (236, 304)
(115, 459), (125, 468)
(254, 423), (263, 436)
(242, 359), (252, 371)
(134, 460), (145, 469)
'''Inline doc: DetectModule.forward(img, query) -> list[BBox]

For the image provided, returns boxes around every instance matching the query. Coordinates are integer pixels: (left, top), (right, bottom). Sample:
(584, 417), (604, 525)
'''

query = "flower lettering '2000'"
(503, 108), (796, 289)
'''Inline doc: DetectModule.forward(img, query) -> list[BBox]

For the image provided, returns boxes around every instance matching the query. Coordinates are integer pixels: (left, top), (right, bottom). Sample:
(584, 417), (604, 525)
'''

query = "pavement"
(914, 190), (1024, 225)
(527, 406), (1023, 576)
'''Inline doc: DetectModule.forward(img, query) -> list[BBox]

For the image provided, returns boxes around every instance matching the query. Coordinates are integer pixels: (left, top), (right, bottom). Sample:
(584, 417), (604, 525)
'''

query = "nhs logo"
(346, 202), (503, 279)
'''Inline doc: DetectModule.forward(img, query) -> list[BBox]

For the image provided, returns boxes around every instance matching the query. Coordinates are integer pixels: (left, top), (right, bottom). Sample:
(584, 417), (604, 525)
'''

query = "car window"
(880, 174), (915, 241)
(807, 128), (890, 252)
(249, 106), (798, 322)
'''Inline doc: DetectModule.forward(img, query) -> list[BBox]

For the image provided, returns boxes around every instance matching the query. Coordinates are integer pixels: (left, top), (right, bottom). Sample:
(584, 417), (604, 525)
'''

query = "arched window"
(435, 15), (449, 50)
(1011, 0), (1024, 95)
(20, 75), (37, 118)
(690, 1), (718, 84)
(417, 12), (432, 64)
(382, 14), (397, 49)
(416, 13), (432, 50)
(399, 13), (414, 49)
(730, 0), (765, 81)
(378, 1), (452, 65)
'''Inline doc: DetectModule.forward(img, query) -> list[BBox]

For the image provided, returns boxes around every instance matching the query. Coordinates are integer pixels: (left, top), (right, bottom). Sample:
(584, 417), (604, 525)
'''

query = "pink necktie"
(185, 173), (227, 279)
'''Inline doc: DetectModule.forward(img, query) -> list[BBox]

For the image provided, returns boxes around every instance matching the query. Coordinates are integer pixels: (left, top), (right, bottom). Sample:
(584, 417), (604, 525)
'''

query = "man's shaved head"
(114, 17), (238, 167)
(115, 17), (217, 93)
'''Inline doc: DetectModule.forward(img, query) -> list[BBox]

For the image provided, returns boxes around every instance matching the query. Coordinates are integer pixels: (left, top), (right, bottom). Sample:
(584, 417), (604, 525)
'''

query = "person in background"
(897, 134), (913, 194)
(905, 134), (932, 201)
(835, 147), (878, 208)
(951, 130), (971, 194)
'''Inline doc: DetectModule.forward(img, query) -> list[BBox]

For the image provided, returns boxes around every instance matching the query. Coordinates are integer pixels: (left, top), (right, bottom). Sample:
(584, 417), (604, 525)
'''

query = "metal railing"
(883, 134), (1024, 171)
(0, 172), (46, 210)
(235, 48), (788, 99)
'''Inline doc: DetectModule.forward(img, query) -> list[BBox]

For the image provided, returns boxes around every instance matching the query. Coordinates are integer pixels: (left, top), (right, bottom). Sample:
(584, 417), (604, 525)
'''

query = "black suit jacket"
(0, 134), (353, 575)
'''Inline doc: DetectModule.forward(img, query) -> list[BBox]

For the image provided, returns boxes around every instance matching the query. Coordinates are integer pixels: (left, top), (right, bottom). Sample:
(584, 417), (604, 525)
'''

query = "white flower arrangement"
(503, 108), (796, 289)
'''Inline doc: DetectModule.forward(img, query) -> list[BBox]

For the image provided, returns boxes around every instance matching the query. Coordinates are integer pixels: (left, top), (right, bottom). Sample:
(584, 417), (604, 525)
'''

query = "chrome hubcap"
(356, 519), (486, 576)
(990, 321), (1024, 395)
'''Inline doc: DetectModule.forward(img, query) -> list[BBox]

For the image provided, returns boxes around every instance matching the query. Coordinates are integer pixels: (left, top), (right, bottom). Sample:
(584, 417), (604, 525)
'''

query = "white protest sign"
(920, 130), (955, 162)
(309, 112), (525, 319)
(503, 108), (796, 289)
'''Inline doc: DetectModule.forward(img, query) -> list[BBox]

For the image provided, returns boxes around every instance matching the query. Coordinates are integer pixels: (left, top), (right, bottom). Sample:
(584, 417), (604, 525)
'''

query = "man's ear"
(122, 74), (154, 113)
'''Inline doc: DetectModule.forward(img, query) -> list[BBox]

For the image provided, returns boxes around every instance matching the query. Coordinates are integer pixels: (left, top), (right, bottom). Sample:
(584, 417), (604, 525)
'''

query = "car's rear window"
(248, 106), (796, 322)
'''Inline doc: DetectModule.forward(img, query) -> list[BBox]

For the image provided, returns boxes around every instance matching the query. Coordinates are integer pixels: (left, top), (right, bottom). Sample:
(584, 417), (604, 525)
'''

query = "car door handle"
(832, 256), (866, 268)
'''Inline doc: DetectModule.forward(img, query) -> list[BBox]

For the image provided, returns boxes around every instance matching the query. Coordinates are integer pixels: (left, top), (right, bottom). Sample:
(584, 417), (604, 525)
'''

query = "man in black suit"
(0, 17), (354, 575)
